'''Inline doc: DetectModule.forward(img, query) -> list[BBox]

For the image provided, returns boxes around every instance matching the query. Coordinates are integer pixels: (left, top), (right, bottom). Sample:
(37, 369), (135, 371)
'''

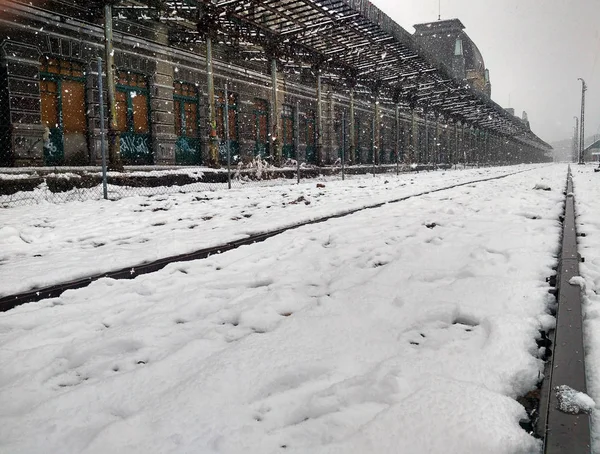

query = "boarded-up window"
(132, 92), (148, 133)
(40, 58), (86, 133)
(254, 99), (269, 144)
(40, 80), (59, 129)
(216, 90), (238, 141)
(304, 110), (315, 145)
(115, 90), (128, 132)
(116, 71), (149, 134)
(61, 80), (86, 134)
(184, 102), (197, 136)
(282, 104), (293, 147)
(174, 82), (198, 137)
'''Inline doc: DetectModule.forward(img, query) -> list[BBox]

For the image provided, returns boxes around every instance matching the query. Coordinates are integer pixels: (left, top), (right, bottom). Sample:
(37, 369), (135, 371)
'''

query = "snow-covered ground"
(570, 165), (600, 451)
(1, 165), (541, 297)
(0, 164), (567, 453)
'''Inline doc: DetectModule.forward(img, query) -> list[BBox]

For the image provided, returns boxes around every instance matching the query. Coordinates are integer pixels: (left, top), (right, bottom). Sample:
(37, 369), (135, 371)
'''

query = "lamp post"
(578, 78), (587, 164)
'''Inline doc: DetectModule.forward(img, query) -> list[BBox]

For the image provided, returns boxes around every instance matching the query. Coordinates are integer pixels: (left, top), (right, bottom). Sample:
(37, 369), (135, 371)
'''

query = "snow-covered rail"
(0, 167), (538, 313)
(537, 167), (592, 453)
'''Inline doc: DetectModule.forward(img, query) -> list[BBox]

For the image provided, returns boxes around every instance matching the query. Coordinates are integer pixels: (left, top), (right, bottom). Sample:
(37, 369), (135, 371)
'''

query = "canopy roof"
(109, 0), (550, 150)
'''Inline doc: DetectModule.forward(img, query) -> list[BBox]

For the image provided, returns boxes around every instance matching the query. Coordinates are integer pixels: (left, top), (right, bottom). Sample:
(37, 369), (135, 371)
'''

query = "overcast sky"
(370, 0), (600, 144)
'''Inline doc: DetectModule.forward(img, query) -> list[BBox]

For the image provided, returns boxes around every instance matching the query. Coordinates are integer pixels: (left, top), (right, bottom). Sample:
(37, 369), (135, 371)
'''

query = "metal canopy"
(113, 0), (550, 151)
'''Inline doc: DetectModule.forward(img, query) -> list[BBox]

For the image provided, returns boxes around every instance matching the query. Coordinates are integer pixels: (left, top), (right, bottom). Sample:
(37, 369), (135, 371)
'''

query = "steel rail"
(537, 166), (591, 453)
(0, 168), (540, 313)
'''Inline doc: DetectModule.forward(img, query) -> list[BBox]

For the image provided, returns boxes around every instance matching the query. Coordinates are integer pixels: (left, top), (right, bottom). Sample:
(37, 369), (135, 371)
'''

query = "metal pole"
(424, 111), (429, 169)
(476, 130), (479, 166)
(461, 123), (466, 168)
(483, 131), (492, 165)
(578, 78), (587, 164)
(395, 104), (400, 176)
(103, 3), (122, 171)
(434, 114), (439, 170)
(224, 83), (231, 189)
(454, 122), (459, 170)
(206, 36), (218, 167)
(349, 87), (355, 164)
(373, 94), (379, 166)
(316, 70), (323, 165)
(271, 58), (280, 164)
(341, 110), (346, 180)
(411, 107), (416, 165)
(295, 100), (300, 184)
(371, 116), (375, 175)
(97, 58), (108, 200)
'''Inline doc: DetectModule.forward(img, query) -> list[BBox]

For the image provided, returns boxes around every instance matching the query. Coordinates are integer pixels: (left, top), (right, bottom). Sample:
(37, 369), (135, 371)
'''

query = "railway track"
(536, 167), (591, 453)
(0, 168), (537, 313)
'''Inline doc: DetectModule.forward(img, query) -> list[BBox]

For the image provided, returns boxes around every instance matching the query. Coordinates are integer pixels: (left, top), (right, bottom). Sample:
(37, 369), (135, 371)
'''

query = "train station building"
(0, 0), (552, 169)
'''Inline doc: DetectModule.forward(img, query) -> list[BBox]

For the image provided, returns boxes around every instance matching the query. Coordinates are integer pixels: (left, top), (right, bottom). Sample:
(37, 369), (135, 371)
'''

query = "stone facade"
(0, 1), (548, 168)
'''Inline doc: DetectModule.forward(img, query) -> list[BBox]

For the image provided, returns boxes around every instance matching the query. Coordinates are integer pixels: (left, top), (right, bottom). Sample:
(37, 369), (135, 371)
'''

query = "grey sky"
(370, 0), (600, 144)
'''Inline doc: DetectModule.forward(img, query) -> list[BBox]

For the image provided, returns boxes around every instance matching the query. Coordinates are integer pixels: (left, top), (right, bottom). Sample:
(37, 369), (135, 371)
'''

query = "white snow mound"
(569, 276), (586, 291)
(533, 183), (551, 191)
(555, 385), (595, 414)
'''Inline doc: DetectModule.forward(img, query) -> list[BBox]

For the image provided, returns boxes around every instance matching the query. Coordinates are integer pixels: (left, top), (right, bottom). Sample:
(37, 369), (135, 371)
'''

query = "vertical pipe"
(461, 123), (466, 168)
(371, 116), (375, 175)
(454, 122), (459, 170)
(349, 88), (355, 165)
(295, 100), (300, 184)
(206, 36), (218, 167)
(475, 129), (480, 165)
(424, 111), (429, 169)
(103, 4), (121, 171)
(316, 71), (323, 165)
(411, 107), (416, 166)
(373, 95), (379, 166)
(341, 110), (346, 180)
(224, 83), (231, 189)
(97, 58), (108, 200)
(271, 58), (281, 164)
(395, 104), (400, 176)
(484, 131), (489, 165)
(434, 114), (439, 170)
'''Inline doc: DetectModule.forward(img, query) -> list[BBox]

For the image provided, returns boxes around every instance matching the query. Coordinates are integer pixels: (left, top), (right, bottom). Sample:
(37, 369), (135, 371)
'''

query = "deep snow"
(1, 165), (542, 297)
(0, 164), (567, 454)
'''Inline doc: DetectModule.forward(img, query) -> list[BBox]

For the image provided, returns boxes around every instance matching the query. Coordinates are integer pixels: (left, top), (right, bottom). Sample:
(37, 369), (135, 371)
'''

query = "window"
(174, 81), (198, 138)
(254, 99), (269, 144)
(253, 99), (269, 157)
(216, 90), (238, 142)
(39, 57), (87, 165)
(281, 104), (295, 159)
(40, 58), (86, 133)
(115, 71), (149, 134)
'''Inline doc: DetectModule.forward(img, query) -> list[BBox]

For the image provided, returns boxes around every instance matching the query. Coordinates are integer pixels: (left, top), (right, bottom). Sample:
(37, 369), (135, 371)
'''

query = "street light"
(578, 78), (587, 164)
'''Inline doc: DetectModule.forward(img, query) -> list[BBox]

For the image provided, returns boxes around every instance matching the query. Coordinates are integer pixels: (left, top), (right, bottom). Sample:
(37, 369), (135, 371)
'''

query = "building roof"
(62, 0), (550, 151)
(413, 19), (485, 75)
